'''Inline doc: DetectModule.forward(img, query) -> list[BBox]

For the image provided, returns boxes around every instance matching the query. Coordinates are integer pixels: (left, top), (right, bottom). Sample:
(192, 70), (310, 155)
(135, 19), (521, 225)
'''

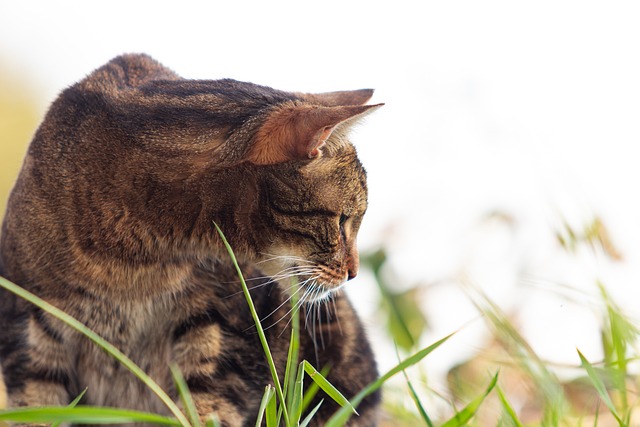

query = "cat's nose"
(345, 245), (359, 281)
(346, 253), (359, 281)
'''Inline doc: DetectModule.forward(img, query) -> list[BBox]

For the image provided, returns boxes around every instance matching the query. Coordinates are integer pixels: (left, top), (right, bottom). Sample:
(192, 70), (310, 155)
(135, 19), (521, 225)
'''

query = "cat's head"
(239, 91), (382, 302)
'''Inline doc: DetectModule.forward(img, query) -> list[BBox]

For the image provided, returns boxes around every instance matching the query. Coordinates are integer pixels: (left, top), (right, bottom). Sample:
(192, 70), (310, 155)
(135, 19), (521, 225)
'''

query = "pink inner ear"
(308, 126), (335, 158)
(250, 103), (382, 165)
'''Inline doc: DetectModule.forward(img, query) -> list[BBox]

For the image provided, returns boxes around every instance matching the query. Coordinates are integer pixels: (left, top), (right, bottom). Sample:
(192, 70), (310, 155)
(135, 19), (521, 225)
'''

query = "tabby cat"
(0, 54), (382, 426)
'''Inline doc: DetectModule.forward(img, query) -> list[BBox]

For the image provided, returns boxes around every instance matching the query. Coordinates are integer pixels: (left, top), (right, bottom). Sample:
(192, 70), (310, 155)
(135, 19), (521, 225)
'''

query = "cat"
(0, 54), (382, 426)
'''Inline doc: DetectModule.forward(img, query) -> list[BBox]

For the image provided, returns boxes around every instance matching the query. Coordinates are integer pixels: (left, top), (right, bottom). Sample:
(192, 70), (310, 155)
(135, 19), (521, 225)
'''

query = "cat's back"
(71, 53), (295, 114)
(0, 54), (293, 286)
(0, 54), (171, 290)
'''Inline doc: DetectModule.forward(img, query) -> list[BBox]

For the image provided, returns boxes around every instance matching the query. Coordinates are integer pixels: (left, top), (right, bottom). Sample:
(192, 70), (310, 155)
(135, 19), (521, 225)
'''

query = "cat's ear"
(248, 102), (382, 165)
(300, 89), (374, 106)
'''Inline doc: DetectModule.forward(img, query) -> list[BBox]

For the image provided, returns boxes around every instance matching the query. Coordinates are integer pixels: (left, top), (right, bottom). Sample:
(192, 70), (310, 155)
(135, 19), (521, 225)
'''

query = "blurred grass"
(364, 215), (640, 426)
(0, 231), (451, 426)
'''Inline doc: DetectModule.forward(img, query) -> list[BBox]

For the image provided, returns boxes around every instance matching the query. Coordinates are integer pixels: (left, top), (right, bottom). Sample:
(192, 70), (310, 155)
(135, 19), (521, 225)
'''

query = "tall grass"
(1, 218), (639, 425)
(0, 228), (450, 426)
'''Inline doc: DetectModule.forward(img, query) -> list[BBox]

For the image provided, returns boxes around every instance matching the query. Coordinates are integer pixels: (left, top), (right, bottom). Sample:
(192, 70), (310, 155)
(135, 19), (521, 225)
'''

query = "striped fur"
(0, 54), (381, 426)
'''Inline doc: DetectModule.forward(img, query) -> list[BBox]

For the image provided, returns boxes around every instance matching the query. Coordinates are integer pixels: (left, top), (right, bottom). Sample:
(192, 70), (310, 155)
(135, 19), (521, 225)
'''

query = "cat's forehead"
(302, 145), (367, 202)
(304, 144), (362, 174)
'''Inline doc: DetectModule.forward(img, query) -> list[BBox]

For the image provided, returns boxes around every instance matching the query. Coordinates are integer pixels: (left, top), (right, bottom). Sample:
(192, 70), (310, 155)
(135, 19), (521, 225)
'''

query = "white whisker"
(276, 287), (311, 336)
(317, 298), (325, 351)
(222, 265), (317, 298)
(324, 298), (332, 342)
(243, 286), (301, 334)
(258, 282), (304, 323)
(263, 284), (314, 333)
(332, 297), (343, 335)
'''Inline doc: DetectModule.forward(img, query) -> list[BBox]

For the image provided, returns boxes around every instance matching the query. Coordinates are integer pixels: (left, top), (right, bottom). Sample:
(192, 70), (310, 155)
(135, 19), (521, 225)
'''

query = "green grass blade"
(214, 223), (290, 427)
(398, 354), (433, 427)
(205, 414), (222, 427)
(598, 282), (637, 417)
(51, 388), (88, 427)
(289, 361), (306, 424)
(255, 385), (275, 427)
(284, 293), (300, 390)
(468, 287), (567, 424)
(170, 364), (201, 427)
(283, 290), (300, 413)
(0, 406), (181, 425)
(300, 365), (329, 415)
(577, 349), (623, 425)
(302, 361), (356, 415)
(67, 388), (88, 407)
(496, 385), (524, 427)
(0, 276), (189, 427)
(266, 385), (278, 427)
(362, 249), (422, 350)
(325, 333), (453, 427)
(283, 332), (298, 404)
(299, 399), (324, 427)
(440, 372), (498, 427)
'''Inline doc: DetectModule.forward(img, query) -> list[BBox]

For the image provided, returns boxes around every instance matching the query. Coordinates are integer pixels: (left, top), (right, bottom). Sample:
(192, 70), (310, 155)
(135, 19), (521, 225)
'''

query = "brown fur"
(0, 54), (382, 426)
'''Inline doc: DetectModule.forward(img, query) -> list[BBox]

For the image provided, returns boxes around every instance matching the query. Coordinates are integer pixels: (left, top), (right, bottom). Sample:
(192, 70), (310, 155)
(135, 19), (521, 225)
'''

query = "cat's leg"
(172, 322), (247, 427)
(3, 308), (72, 409)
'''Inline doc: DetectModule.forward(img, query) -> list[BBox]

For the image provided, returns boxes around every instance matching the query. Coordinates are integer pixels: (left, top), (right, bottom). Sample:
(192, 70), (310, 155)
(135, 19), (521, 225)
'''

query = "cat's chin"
(254, 252), (349, 303)
(303, 287), (338, 304)
(298, 280), (347, 304)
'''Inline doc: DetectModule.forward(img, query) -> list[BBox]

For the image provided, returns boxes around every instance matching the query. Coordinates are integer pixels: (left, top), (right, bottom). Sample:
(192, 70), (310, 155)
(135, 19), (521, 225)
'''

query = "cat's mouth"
(290, 265), (349, 304)
(256, 255), (349, 303)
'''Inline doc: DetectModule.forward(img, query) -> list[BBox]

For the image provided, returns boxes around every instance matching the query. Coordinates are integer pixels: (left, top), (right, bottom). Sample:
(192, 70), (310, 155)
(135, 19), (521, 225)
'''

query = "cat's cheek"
(253, 244), (303, 277)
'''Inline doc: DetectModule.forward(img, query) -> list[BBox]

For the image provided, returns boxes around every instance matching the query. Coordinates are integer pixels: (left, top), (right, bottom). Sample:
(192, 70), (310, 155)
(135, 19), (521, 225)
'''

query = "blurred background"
(2, 1), (640, 424)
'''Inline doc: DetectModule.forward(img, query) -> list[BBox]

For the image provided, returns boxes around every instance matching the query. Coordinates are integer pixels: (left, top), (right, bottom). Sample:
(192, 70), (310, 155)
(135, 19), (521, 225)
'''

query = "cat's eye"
(339, 214), (348, 241)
